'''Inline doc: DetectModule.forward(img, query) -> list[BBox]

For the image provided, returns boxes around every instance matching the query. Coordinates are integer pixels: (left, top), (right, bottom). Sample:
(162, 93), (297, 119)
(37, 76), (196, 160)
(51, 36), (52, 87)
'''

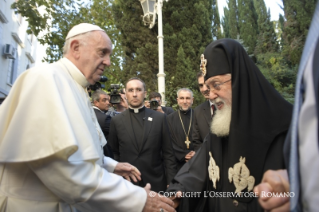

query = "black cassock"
(108, 107), (177, 192)
(167, 109), (194, 171)
(167, 132), (287, 212)
(167, 39), (292, 212)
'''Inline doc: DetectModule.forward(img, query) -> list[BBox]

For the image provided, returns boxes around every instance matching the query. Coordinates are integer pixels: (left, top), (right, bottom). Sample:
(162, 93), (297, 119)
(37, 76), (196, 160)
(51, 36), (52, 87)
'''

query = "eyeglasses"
(210, 79), (231, 91)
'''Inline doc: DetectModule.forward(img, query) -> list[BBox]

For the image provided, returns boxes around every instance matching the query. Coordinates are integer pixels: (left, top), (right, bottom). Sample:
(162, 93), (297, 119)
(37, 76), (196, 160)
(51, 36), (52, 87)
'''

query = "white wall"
(0, 0), (46, 100)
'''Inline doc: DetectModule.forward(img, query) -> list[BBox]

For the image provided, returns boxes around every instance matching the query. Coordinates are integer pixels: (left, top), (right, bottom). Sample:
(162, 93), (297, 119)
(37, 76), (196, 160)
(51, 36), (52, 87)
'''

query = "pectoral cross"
(185, 137), (191, 149)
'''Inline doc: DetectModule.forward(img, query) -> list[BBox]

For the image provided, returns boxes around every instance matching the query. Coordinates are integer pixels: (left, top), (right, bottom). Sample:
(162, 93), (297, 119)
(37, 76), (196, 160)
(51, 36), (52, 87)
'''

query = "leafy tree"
(281, 0), (318, 66)
(12, 0), (124, 90)
(163, 0), (214, 107)
(221, 6), (230, 38)
(113, 0), (213, 107)
(112, 0), (159, 93)
(256, 52), (297, 103)
(254, 0), (278, 54)
(228, 0), (239, 39)
(212, 0), (222, 40)
(237, 0), (258, 55)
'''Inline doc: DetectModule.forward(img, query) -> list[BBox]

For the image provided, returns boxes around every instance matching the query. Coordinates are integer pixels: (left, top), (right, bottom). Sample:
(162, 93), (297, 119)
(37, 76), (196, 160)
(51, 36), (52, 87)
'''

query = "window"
(28, 33), (33, 44)
(7, 46), (18, 85)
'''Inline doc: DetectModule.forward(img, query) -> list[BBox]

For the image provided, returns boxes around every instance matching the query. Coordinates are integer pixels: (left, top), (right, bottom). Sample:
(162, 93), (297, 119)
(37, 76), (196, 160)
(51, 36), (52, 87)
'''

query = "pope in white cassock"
(0, 23), (175, 212)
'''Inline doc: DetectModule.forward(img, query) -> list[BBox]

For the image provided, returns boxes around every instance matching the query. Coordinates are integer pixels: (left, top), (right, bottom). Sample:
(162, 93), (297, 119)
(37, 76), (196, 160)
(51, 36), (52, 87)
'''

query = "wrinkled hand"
(142, 184), (176, 212)
(185, 151), (195, 162)
(114, 162), (141, 183)
(254, 169), (290, 212)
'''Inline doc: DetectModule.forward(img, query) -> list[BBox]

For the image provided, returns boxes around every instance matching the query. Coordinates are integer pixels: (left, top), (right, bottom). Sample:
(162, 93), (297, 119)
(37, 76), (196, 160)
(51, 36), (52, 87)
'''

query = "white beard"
(210, 101), (232, 137)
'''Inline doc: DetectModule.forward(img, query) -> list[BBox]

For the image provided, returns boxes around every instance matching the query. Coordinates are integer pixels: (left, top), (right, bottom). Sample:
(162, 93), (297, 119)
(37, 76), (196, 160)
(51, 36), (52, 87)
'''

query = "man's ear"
(69, 39), (81, 59)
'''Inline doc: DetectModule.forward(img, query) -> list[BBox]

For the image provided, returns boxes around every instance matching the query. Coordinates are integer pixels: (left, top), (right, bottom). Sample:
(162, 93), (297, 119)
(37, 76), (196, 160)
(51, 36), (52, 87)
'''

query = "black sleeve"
(263, 132), (287, 172)
(167, 116), (191, 162)
(167, 139), (210, 212)
(108, 118), (120, 161)
(104, 115), (112, 140)
(192, 110), (203, 151)
(162, 115), (178, 183)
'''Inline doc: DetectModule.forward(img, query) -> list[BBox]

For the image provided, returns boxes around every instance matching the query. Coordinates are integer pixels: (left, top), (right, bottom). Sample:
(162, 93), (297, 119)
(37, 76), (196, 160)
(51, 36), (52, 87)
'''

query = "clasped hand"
(114, 162), (141, 182)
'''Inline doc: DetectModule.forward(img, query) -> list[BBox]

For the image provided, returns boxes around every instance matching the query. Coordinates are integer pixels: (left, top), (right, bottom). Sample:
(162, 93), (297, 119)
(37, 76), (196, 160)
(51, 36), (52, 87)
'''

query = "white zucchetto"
(66, 23), (104, 40)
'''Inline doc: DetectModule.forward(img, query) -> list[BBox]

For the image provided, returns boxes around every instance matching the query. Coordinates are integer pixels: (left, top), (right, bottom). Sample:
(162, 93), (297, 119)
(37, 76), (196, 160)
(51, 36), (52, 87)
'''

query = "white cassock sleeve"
(102, 156), (118, 173)
(28, 152), (147, 212)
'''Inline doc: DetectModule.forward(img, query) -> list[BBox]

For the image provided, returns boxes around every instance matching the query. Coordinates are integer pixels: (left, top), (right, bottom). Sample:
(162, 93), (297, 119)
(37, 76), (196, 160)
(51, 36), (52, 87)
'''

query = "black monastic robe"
(167, 109), (194, 171)
(167, 38), (292, 212)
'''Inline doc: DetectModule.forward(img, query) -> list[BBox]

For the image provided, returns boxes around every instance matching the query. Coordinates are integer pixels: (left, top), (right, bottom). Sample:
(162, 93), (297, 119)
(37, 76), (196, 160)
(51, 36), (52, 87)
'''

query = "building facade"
(0, 0), (44, 104)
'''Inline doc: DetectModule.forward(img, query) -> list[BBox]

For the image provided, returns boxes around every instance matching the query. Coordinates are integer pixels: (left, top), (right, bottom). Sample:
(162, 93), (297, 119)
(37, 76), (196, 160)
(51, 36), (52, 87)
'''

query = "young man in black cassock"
(192, 71), (214, 151)
(108, 77), (177, 193)
(167, 88), (195, 171)
(167, 39), (292, 212)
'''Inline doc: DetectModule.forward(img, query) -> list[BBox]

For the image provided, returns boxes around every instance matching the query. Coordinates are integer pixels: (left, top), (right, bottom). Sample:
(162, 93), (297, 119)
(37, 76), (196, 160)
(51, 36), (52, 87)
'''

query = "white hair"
(210, 98), (232, 137)
(63, 31), (94, 56)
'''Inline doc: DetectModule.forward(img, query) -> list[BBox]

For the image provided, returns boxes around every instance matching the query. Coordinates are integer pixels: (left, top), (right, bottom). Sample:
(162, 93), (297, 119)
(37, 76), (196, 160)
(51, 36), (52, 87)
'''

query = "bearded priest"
(167, 38), (292, 212)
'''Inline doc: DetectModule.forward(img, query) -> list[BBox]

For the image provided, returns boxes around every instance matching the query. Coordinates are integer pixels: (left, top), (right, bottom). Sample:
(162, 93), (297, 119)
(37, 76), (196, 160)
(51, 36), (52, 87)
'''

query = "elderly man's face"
(177, 90), (194, 111)
(79, 31), (112, 84)
(205, 74), (232, 137)
(198, 76), (209, 99)
(205, 74), (232, 109)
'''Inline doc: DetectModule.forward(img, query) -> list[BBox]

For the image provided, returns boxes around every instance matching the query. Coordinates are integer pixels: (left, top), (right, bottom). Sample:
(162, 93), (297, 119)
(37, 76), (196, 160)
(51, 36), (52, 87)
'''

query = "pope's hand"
(254, 169), (290, 212)
(114, 162), (141, 183)
(142, 184), (176, 212)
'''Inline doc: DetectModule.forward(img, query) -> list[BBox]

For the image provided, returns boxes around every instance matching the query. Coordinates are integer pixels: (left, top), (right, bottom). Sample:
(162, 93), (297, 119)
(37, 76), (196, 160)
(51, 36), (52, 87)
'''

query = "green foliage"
(281, 0), (318, 66)
(228, 0), (239, 39)
(113, 0), (213, 107)
(166, 46), (194, 109)
(14, 0), (318, 105)
(237, 0), (258, 55)
(256, 52), (297, 103)
(221, 7), (230, 38)
(254, 0), (278, 54)
(12, 0), (124, 90)
(112, 0), (159, 93)
(212, 0), (222, 40)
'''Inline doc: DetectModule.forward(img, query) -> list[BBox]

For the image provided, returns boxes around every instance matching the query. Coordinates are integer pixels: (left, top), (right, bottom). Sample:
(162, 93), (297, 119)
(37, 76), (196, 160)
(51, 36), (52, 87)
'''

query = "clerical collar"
(60, 58), (90, 88)
(179, 108), (191, 115)
(129, 106), (145, 114)
(93, 106), (106, 113)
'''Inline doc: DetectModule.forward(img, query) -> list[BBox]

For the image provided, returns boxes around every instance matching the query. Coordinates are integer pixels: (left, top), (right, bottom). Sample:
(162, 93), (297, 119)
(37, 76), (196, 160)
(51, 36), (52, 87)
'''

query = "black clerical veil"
(168, 39), (292, 211)
(204, 38), (292, 187)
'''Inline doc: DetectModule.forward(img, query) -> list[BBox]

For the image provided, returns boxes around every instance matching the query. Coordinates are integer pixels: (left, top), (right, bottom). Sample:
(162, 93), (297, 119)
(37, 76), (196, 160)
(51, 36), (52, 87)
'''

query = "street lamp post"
(139, 0), (168, 105)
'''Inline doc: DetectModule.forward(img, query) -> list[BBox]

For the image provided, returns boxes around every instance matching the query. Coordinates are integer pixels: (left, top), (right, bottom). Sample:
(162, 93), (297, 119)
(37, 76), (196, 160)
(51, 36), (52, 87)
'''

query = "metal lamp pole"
(139, 0), (168, 105)
(156, 0), (166, 105)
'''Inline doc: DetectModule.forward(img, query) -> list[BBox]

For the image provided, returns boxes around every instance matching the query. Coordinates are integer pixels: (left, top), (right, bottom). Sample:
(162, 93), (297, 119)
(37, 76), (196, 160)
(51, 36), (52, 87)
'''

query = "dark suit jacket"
(192, 101), (212, 151)
(93, 108), (113, 158)
(108, 108), (177, 192)
(162, 106), (174, 115)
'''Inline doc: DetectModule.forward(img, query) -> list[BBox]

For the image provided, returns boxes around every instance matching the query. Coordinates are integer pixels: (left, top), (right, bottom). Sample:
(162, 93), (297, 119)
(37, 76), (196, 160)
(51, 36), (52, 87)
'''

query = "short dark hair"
(125, 77), (146, 91)
(148, 92), (162, 100)
(197, 71), (204, 79)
